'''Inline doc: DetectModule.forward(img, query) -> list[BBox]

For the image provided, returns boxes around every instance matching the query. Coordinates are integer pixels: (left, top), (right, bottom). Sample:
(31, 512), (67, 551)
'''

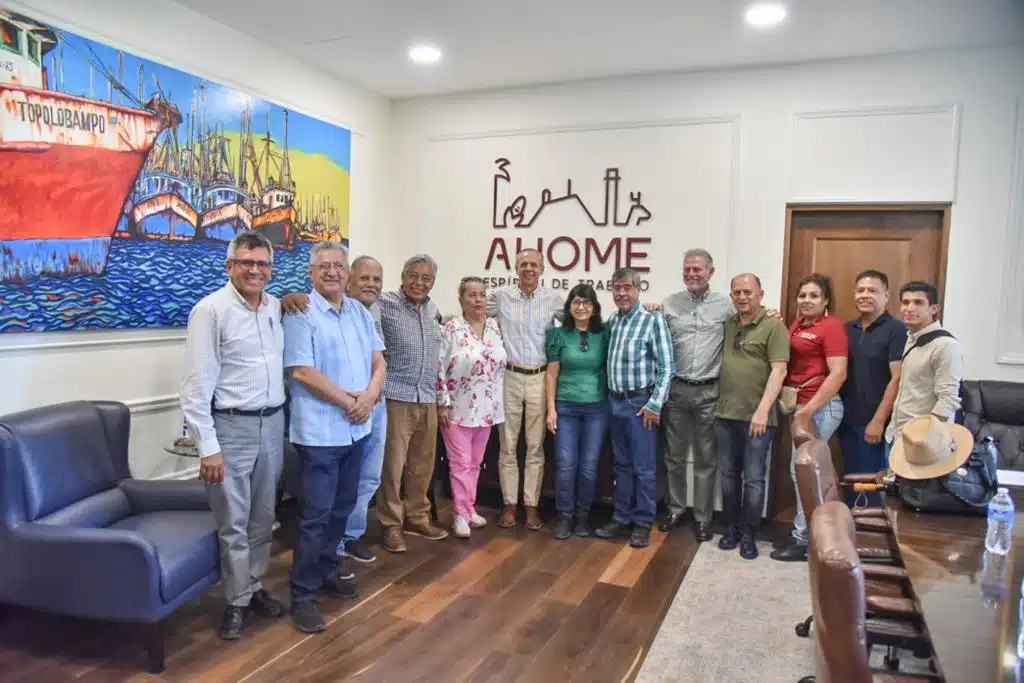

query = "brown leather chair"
(797, 501), (939, 683)
(793, 440), (923, 643)
(793, 439), (899, 564)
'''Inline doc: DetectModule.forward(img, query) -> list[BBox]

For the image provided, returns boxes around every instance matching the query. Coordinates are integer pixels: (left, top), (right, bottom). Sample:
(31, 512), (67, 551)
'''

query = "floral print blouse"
(437, 316), (507, 427)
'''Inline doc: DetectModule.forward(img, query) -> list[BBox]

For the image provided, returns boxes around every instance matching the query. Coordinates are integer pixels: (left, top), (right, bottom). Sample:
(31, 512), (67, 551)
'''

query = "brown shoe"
(497, 504), (517, 528)
(403, 519), (449, 541)
(381, 526), (407, 553)
(525, 506), (542, 530)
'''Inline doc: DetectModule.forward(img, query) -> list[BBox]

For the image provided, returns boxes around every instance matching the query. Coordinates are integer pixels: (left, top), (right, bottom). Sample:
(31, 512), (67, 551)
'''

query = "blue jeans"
(554, 400), (609, 517)
(609, 395), (658, 526)
(838, 423), (887, 507)
(342, 402), (387, 546)
(715, 418), (775, 531)
(790, 395), (844, 544)
(290, 438), (366, 603)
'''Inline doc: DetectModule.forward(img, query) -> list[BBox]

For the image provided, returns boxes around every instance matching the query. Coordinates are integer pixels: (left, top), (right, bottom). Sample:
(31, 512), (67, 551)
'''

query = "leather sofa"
(962, 379), (1024, 470)
(0, 401), (221, 673)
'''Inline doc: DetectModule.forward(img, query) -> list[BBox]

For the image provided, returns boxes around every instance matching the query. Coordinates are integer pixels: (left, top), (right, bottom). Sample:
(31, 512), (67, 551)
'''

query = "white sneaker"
(453, 516), (471, 539)
(470, 512), (488, 528)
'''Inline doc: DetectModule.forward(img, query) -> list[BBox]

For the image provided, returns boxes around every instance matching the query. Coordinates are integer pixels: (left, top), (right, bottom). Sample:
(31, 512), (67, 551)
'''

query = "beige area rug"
(635, 540), (815, 683)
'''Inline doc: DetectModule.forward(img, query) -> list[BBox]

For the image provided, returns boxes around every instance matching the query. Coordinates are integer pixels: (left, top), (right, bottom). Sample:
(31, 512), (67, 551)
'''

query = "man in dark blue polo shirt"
(838, 270), (907, 506)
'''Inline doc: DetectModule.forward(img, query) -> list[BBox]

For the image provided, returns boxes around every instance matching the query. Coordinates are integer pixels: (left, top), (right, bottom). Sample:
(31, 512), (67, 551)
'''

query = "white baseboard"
(152, 465), (200, 481)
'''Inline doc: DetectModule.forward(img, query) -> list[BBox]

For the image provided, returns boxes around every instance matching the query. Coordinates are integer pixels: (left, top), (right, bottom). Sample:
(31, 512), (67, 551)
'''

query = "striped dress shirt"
(377, 289), (443, 403)
(606, 303), (676, 414)
(180, 282), (286, 458)
(486, 284), (563, 368)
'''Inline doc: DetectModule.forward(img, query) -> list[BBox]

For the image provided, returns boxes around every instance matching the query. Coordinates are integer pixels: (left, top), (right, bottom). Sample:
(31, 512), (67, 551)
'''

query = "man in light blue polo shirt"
(283, 242), (386, 634)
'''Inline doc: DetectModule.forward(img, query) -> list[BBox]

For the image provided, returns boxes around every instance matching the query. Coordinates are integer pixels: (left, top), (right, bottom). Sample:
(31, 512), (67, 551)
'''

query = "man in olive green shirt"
(713, 273), (789, 559)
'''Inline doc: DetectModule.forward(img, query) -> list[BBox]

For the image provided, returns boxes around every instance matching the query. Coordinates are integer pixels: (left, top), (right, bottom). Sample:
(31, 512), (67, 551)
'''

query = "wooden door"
(767, 205), (951, 523)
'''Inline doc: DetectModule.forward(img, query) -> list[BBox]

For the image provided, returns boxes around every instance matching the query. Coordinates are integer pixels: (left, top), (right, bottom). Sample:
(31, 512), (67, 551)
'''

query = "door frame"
(766, 202), (953, 522)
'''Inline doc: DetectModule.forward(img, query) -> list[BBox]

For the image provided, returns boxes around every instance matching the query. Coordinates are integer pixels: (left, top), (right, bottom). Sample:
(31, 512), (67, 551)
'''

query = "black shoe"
(291, 601), (326, 634)
(337, 556), (355, 581)
(575, 514), (593, 537)
(740, 533), (759, 560)
(595, 520), (632, 539)
(630, 524), (651, 548)
(718, 526), (741, 551)
(695, 521), (713, 542)
(552, 514), (573, 540)
(218, 606), (245, 640)
(322, 575), (360, 600)
(343, 538), (377, 564)
(248, 589), (285, 618)
(658, 513), (685, 532)
(770, 538), (808, 562)
(772, 536), (789, 550)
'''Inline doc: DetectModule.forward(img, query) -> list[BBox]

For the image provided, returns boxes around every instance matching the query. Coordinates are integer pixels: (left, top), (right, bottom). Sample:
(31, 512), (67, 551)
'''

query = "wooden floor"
(0, 501), (700, 683)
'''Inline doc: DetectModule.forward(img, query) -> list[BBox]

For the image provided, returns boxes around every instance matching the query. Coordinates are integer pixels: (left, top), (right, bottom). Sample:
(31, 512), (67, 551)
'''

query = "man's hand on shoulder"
(281, 292), (310, 314)
(642, 302), (663, 313)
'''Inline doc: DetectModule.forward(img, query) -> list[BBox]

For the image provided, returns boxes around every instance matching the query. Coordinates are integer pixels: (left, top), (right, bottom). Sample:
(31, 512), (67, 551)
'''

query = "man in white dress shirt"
(180, 231), (287, 640)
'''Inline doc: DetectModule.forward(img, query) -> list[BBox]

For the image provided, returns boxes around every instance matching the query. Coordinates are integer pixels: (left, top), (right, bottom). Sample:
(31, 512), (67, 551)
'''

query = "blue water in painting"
(0, 239), (317, 333)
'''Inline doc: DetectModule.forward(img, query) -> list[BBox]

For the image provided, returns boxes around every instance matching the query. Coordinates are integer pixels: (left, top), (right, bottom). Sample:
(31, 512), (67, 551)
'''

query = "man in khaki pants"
(375, 254), (450, 552)
(487, 249), (563, 529)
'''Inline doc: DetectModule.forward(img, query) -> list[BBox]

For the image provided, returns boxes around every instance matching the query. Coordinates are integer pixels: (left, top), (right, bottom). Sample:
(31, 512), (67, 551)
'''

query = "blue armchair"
(0, 400), (221, 673)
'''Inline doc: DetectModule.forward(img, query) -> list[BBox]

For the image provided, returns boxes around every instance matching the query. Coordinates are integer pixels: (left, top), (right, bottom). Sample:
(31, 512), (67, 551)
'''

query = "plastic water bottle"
(985, 488), (1015, 555)
(981, 551), (1008, 608)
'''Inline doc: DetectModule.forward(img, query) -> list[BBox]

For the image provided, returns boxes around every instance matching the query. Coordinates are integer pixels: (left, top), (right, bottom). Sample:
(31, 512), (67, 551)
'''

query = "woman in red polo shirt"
(770, 273), (848, 562)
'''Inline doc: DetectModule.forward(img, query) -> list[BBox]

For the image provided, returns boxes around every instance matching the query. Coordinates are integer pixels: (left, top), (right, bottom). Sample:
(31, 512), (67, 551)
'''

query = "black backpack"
(901, 329), (965, 425)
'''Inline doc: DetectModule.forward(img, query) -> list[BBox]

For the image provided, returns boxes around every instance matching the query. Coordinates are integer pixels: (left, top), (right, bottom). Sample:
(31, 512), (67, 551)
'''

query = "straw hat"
(889, 415), (974, 480)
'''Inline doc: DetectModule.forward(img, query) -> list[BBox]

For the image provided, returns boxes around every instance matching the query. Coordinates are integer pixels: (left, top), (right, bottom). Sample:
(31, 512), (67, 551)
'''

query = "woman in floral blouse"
(437, 276), (508, 538)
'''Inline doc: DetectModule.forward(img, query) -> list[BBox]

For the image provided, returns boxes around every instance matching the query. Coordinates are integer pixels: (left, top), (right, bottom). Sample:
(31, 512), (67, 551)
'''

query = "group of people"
(180, 232), (964, 639)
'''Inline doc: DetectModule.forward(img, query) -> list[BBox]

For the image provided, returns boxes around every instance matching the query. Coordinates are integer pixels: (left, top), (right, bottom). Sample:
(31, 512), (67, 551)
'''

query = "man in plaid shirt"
(595, 267), (675, 548)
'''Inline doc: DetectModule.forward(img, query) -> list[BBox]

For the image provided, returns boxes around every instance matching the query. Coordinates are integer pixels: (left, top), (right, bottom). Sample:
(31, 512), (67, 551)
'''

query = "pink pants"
(441, 423), (491, 520)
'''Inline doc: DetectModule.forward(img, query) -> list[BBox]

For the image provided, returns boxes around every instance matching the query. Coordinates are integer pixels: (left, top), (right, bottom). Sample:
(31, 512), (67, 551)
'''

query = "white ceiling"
(173, 0), (1024, 99)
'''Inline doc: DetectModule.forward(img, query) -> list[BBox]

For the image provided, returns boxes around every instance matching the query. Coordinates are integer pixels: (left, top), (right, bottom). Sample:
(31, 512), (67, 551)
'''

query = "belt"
(212, 404), (284, 417)
(674, 376), (717, 387)
(507, 364), (547, 375)
(610, 386), (653, 400)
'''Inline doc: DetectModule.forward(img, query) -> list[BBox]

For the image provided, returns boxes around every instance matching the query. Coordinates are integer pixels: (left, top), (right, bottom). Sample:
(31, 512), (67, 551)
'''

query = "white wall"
(392, 45), (1024, 386)
(0, 0), (393, 479)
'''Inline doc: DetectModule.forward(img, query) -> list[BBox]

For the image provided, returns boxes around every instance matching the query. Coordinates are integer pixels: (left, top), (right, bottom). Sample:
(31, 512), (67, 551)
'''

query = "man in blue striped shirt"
(283, 242), (386, 634)
(595, 267), (675, 548)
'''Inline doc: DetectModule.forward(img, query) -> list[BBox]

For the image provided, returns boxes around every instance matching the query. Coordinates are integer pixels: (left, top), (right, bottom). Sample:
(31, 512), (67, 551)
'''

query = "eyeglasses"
(571, 298), (593, 308)
(232, 259), (272, 271)
(315, 262), (347, 273)
(580, 330), (589, 352)
(734, 327), (747, 349)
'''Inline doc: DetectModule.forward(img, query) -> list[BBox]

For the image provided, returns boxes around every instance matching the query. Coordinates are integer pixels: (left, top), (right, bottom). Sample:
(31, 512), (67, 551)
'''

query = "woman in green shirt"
(545, 284), (609, 540)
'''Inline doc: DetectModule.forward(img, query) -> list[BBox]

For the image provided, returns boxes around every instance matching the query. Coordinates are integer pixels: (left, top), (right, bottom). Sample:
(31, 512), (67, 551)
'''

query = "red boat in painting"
(0, 11), (179, 282)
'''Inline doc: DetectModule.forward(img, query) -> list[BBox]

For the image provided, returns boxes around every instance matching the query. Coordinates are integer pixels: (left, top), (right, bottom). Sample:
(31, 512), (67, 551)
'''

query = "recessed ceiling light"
(408, 44), (442, 65)
(745, 2), (787, 28)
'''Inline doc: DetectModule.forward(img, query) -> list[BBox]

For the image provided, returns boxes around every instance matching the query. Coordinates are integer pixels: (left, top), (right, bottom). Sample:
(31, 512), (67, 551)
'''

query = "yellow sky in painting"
(220, 131), (350, 239)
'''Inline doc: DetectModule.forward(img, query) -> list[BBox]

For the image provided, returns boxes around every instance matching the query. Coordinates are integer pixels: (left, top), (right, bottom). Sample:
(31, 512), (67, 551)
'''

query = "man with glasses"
(596, 267), (674, 549)
(180, 231), (287, 640)
(283, 243), (386, 633)
(713, 274), (789, 559)
(375, 254), (450, 552)
(487, 248), (563, 530)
